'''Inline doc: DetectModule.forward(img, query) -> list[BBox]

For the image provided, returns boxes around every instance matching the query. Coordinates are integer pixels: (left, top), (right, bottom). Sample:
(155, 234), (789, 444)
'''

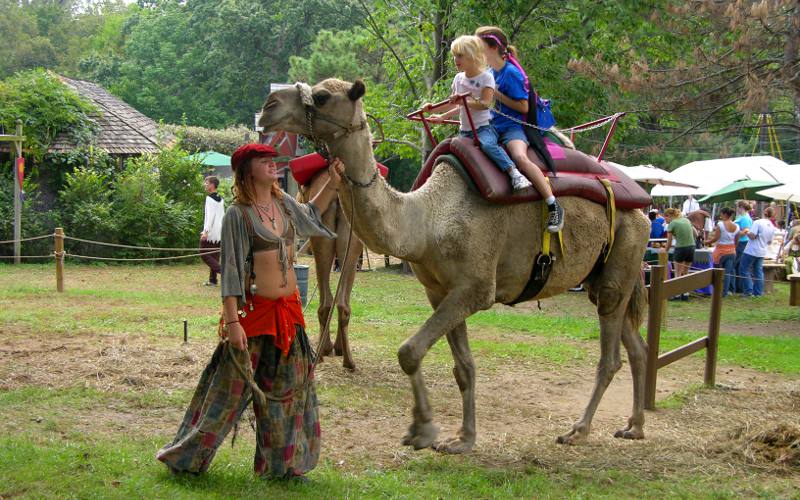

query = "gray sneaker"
(510, 172), (532, 191)
(547, 200), (564, 232)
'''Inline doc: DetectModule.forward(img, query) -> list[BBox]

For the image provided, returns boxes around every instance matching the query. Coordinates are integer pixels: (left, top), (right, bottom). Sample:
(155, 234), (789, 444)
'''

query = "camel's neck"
(327, 131), (425, 261)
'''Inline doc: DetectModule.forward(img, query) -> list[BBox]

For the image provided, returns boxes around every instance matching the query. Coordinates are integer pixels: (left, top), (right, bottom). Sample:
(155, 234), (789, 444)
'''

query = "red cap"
(231, 143), (278, 172)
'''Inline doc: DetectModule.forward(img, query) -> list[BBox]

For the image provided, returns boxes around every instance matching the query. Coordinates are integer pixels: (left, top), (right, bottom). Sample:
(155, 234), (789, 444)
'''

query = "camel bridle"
(294, 82), (379, 189)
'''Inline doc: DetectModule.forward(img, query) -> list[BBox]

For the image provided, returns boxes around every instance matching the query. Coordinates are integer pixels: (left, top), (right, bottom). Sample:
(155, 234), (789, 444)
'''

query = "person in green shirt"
(664, 207), (696, 300)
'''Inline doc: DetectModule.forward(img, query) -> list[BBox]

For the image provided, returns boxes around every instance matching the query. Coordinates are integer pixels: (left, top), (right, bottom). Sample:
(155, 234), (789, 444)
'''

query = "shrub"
(163, 123), (258, 155)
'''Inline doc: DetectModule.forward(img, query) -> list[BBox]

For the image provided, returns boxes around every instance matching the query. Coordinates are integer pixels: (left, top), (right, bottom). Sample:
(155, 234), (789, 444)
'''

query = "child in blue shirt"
(476, 26), (564, 232)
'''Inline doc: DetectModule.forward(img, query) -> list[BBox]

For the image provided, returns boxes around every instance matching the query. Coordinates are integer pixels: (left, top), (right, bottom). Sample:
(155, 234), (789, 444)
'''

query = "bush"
(0, 167), (60, 259)
(53, 146), (207, 261)
(163, 124), (258, 155)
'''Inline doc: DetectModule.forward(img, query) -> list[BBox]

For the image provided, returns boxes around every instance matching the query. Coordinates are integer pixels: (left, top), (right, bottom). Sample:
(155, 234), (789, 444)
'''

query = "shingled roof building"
(51, 75), (175, 155)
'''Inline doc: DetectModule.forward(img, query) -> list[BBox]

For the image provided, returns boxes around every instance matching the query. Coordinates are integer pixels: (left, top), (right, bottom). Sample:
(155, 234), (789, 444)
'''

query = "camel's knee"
(336, 303), (351, 324)
(595, 287), (625, 316)
(398, 342), (422, 375)
(317, 304), (333, 323)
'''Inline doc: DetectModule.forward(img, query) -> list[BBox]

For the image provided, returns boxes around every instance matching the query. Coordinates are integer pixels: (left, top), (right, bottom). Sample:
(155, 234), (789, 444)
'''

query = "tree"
(569, 0), (800, 165)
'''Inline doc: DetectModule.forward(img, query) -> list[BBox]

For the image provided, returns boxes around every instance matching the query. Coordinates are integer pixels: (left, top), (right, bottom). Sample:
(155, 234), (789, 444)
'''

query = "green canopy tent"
(698, 179), (782, 204)
(187, 151), (232, 178)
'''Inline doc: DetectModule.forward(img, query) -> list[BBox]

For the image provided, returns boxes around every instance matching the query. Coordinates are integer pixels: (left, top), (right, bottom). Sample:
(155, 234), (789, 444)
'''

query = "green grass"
(2, 262), (800, 498)
(0, 433), (791, 499)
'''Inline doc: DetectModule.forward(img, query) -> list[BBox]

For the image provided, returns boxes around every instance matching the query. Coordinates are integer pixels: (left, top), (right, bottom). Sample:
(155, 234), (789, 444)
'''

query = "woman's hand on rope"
(328, 158), (344, 189)
(227, 322), (248, 351)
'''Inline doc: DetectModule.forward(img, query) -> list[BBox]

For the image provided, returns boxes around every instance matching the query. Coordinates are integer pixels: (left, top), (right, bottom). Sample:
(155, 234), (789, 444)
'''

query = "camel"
(297, 169), (362, 370)
(259, 79), (650, 452)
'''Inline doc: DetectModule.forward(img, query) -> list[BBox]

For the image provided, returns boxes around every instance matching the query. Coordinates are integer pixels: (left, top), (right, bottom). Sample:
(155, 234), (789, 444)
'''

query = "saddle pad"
(411, 137), (651, 210)
(290, 152), (388, 186)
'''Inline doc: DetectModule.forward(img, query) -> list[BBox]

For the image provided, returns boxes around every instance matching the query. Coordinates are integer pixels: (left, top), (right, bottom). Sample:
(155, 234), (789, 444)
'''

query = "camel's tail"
(626, 273), (648, 330)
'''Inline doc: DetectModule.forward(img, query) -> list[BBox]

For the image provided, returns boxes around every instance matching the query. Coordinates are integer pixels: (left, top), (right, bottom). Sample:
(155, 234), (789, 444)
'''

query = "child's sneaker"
(509, 168), (532, 190)
(546, 200), (564, 232)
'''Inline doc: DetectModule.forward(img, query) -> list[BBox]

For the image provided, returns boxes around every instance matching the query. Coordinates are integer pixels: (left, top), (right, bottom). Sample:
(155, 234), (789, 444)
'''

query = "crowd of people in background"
(647, 198), (798, 300)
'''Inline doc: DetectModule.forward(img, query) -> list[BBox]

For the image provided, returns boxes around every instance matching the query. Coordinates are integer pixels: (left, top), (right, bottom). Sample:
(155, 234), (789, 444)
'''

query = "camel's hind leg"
(615, 278), (647, 440)
(556, 285), (625, 445)
(557, 224), (647, 444)
(332, 212), (362, 371)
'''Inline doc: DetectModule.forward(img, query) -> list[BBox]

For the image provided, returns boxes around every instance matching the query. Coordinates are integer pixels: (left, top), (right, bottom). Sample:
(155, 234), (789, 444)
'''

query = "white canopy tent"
(651, 156), (800, 197)
(606, 162), (697, 188)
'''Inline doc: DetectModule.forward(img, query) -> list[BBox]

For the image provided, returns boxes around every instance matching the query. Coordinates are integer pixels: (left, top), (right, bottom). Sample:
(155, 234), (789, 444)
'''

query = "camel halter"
(295, 82), (380, 189)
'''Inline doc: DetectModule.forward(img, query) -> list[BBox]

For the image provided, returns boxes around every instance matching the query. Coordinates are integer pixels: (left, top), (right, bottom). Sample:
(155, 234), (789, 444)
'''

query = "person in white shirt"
(201, 175), (225, 286)
(682, 195), (699, 216)
(738, 206), (776, 297)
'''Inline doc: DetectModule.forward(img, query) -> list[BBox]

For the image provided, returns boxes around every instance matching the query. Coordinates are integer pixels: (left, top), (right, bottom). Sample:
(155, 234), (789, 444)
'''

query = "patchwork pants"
(156, 327), (320, 477)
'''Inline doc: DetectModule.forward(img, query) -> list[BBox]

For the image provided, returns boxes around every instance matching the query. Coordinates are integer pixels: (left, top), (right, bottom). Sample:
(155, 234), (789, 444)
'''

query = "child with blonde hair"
(425, 35), (532, 191)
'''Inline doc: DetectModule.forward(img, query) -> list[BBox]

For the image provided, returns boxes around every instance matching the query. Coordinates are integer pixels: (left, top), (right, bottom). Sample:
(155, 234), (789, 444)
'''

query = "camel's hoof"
(556, 427), (588, 445)
(613, 427), (644, 440)
(334, 347), (343, 356)
(342, 358), (356, 372)
(401, 422), (438, 450)
(433, 436), (474, 454)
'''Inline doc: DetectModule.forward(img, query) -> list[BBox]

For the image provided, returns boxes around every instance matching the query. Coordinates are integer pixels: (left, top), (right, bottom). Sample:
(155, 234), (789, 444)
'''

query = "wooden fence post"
(55, 227), (64, 292)
(704, 268), (724, 387)
(645, 264), (665, 410)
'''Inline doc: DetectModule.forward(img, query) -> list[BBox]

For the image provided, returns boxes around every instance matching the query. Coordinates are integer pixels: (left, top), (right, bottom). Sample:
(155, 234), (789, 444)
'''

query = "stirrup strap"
(541, 178), (563, 257)
(599, 179), (616, 262)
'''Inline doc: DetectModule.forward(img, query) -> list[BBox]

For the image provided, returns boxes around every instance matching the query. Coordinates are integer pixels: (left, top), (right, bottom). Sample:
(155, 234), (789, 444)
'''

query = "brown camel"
(259, 79), (650, 453)
(297, 169), (361, 370)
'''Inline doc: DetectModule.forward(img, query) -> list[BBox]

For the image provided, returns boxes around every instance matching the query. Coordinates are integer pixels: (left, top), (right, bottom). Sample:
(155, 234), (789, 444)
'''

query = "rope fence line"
(62, 235), (216, 252)
(62, 251), (220, 262)
(0, 253), (54, 259)
(0, 234), (54, 245)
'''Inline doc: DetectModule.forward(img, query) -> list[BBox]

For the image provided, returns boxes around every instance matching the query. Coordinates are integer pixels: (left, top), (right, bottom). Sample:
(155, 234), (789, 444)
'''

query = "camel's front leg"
(332, 217), (362, 371)
(557, 285), (624, 445)
(311, 235), (336, 357)
(433, 321), (476, 454)
(399, 286), (488, 451)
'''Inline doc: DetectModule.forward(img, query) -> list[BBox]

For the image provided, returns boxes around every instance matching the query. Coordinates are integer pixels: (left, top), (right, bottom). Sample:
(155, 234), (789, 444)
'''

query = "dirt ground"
(1, 325), (798, 484)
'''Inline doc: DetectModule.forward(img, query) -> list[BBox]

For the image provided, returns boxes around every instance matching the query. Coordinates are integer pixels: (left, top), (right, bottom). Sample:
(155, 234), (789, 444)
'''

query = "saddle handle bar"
(406, 93), (478, 148)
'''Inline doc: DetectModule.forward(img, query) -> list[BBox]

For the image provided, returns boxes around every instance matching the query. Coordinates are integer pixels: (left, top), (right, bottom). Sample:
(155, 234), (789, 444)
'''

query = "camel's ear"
(313, 89), (332, 107)
(348, 79), (366, 101)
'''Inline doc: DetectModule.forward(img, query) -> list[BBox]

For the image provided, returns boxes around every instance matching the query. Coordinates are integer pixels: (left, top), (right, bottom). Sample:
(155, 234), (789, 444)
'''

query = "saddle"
(290, 152), (388, 186)
(411, 136), (651, 210)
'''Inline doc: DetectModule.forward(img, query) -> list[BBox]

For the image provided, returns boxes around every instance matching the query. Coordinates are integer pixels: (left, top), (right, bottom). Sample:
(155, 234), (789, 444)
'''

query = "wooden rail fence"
(645, 265), (724, 410)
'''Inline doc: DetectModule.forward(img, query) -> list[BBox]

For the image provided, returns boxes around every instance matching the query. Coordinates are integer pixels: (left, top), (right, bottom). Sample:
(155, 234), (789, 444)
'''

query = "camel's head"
(258, 78), (366, 140)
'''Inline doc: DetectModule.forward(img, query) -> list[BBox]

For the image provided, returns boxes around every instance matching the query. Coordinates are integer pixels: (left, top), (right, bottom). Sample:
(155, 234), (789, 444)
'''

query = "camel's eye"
(313, 90), (331, 107)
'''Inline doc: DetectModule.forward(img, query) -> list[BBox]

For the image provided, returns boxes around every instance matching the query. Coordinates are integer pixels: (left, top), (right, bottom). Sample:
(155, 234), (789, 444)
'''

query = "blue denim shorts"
(496, 125), (528, 146)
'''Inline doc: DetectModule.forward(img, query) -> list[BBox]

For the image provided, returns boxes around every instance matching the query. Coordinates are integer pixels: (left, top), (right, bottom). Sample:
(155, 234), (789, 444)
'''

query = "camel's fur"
(259, 79), (650, 452)
(297, 169), (361, 370)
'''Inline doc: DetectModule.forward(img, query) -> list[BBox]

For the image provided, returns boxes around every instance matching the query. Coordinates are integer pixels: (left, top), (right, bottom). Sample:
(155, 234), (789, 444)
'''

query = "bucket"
(294, 264), (310, 306)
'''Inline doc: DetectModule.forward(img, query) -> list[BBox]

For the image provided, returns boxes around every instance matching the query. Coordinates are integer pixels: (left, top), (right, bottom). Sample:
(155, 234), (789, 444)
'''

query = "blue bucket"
(294, 264), (310, 306)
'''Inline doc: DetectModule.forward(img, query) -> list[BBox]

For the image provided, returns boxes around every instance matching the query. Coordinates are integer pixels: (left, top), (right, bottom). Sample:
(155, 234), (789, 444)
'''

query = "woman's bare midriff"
(251, 248), (297, 299)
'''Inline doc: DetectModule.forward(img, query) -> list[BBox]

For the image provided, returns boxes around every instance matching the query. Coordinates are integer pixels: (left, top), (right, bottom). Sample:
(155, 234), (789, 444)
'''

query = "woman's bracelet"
(225, 320), (239, 326)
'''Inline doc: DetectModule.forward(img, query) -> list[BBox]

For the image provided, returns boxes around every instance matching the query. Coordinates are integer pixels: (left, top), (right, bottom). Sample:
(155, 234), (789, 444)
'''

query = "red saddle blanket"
(411, 137), (651, 210)
(290, 152), (389, 186)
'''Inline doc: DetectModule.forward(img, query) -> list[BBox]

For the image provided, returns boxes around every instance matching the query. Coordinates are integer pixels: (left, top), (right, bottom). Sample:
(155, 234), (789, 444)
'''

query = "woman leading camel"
(476, 26), (564, 232)
(157, 143), (342, 480)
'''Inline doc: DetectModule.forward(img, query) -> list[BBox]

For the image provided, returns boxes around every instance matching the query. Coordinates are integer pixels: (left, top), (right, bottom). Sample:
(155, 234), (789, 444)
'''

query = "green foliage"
(289, 29), (381, 83)
(0, 168), (60, 258)
(54, 146), (206, 259)
(0, 69), (99, 159)
(162, 124), (258, 155)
